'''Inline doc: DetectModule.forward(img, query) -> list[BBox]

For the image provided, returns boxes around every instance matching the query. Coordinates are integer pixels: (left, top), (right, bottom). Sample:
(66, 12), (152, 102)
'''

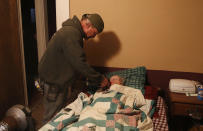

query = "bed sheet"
(152, 96), (169, 131)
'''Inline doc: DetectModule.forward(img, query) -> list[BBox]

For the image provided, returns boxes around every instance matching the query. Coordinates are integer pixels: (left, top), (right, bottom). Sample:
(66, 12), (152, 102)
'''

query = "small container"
(197, 85), (203, 100)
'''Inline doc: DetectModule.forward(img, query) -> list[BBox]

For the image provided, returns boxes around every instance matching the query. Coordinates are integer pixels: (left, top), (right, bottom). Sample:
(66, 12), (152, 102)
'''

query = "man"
(38, 13), (108, 123)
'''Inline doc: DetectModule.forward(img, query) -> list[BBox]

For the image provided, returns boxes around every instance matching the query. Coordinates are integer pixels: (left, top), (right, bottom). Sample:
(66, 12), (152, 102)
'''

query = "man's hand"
(100, 76), (109, 88)
(96, 76), (109, 92)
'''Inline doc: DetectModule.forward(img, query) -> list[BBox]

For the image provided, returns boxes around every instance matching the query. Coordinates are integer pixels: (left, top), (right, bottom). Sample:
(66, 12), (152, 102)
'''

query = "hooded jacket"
(38, 16), (102, 87)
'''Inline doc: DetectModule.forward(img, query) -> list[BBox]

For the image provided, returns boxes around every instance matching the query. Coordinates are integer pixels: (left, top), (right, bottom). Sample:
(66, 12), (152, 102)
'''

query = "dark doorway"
(47, 0), (56, 40)
(20, 0), (56, 104)
(20, 0), (38, 102)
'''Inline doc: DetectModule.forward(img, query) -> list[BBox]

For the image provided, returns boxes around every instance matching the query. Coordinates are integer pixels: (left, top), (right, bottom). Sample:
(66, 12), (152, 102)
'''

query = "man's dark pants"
(42, 82), (70, 124)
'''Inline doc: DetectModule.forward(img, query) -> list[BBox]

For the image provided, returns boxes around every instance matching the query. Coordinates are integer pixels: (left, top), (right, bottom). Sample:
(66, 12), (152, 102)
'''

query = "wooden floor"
(29, 90), (44, 130)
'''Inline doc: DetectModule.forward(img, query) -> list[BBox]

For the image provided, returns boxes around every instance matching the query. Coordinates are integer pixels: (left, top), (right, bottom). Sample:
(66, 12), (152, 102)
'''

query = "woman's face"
(110, 75), (122, 85)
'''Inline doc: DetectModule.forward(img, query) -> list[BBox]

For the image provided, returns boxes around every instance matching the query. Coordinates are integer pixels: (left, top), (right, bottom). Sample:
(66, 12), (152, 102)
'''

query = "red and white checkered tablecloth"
(152, 96), (169, 131)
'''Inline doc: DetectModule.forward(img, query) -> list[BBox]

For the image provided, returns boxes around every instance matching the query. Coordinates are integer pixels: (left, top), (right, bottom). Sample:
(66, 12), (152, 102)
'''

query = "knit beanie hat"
(82, 13), (104, 33)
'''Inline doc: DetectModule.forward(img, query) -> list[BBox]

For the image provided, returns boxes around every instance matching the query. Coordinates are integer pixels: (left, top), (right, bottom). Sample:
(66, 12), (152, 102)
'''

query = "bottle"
(197, 84), (203, 100)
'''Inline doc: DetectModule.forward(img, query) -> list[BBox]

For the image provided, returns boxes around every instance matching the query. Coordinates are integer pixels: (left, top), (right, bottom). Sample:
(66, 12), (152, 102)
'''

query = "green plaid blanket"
(39, 84), (153, 131)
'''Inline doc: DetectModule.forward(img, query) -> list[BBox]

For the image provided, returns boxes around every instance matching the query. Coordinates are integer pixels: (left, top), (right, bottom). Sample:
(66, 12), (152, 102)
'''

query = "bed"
(39, 66), (169, 131)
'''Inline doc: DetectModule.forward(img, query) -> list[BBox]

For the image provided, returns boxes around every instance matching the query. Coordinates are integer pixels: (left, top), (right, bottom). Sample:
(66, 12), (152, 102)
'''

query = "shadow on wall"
(84, 31), (121, 66)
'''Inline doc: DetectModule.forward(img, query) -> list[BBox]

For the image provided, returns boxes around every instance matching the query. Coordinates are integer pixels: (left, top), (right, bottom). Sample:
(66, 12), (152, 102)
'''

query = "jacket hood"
(62, 16), (85, 38)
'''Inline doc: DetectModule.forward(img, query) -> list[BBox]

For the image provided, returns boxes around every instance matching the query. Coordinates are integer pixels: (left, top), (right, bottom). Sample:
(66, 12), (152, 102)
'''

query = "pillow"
(105, 66), (146, 94)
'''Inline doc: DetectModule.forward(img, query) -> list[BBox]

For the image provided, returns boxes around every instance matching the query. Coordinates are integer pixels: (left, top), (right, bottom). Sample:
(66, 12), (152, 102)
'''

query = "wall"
(70, 0), (203, 73)
(56, 0), (69, 30)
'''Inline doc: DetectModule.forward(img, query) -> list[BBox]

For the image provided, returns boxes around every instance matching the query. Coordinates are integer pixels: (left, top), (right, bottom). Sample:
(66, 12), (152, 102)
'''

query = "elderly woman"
(109, 75), (124, 85)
